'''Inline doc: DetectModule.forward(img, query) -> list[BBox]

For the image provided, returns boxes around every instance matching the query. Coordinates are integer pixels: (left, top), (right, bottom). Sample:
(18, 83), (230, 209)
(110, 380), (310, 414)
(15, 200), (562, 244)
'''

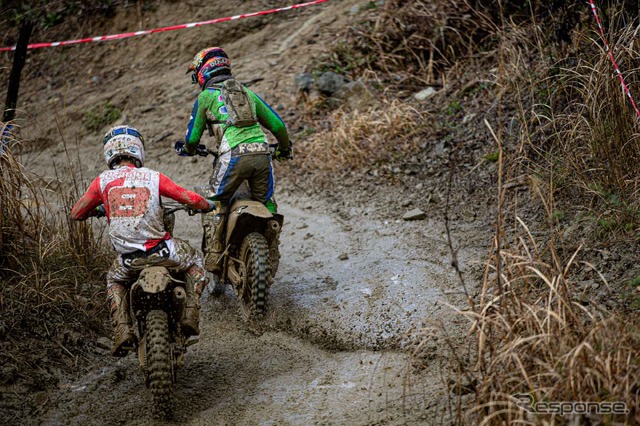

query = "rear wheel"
(239, 232), (271, 318)
(146, 310), (173, 417)
(268, 238), (281, 278)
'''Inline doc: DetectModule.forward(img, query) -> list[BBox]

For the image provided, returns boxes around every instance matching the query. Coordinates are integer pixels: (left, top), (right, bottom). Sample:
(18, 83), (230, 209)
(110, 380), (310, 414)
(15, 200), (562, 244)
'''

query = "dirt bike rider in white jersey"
(71, 125), (214, 357)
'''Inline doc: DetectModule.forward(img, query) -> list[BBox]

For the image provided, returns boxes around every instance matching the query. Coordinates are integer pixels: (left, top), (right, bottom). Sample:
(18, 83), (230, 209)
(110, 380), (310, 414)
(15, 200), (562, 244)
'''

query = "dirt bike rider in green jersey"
(181, 47), (292, 274)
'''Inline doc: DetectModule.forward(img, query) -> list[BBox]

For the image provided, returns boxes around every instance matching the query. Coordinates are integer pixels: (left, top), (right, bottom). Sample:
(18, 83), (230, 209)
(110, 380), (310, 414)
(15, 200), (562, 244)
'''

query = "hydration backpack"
(213, 79), (258, 129)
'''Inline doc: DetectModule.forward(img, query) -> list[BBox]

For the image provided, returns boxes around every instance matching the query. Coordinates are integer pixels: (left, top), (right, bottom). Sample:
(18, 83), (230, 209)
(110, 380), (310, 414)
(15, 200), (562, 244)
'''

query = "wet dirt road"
(35, 194), (478, 425)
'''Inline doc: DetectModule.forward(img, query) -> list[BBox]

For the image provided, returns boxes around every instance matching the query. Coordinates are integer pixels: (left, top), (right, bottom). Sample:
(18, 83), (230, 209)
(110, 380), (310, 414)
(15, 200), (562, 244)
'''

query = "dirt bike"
(97, 204), (204, 416)
(175, 141), (284, 318)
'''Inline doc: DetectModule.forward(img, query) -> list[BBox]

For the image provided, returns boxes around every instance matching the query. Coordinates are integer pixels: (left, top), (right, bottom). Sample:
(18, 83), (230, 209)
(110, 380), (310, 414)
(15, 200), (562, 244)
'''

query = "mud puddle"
(40, 299), (440, 425)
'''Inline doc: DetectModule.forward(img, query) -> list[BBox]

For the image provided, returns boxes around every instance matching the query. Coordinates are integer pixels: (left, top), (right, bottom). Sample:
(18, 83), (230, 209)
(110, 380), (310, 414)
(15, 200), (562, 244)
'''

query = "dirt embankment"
(2, 1), (490, 424)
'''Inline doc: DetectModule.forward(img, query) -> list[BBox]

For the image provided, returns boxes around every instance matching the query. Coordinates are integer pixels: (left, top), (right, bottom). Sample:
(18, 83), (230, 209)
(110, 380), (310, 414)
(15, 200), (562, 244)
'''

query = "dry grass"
(544, 25), (640, 221)
(0, 134), (111, 393)
(446, 6), (640, 423)
(296, 99), (429, 171)
(458, 212), (640, 424)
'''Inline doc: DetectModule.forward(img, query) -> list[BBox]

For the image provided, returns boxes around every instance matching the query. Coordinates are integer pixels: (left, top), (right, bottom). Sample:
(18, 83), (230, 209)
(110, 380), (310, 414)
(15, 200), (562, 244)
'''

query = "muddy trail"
(1, 0), (489, 424)
(34, 192), (481, 425)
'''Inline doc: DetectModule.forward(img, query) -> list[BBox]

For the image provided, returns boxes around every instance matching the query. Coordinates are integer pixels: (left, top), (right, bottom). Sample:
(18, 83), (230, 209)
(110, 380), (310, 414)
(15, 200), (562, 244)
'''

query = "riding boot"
(202, 208), (226, 273)
(181, 275), (203, 337)
(107, 284), (136, 357)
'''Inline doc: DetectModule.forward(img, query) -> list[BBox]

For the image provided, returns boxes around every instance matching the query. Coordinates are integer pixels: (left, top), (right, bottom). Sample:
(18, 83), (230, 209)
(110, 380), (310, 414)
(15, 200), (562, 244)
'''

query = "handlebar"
(174, 141), (216, 158)
(175, 140), (282, 160)
(93, 204), (210, 218)
(164, 205), (188, 215)
(164, 204), (210, 216)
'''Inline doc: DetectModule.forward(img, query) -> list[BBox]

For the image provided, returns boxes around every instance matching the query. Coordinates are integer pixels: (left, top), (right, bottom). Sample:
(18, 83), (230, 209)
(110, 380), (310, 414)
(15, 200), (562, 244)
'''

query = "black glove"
(175, 140), (196, 157)
(275, 145), (293, 161)
(94, 205), (106, 218)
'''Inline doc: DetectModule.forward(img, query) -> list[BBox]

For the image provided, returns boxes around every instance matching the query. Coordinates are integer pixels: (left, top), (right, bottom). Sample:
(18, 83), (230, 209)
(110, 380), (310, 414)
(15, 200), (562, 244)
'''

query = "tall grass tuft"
(0, 137), (111, 394)
(544, 22), (640, 224)
(458, 209), (640, 424)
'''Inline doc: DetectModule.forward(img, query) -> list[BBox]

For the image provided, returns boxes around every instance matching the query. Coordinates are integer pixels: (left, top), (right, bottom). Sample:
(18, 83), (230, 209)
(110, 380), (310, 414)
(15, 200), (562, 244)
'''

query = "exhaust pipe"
(265, 220), (280, 240)
(173, 287), (186, 302)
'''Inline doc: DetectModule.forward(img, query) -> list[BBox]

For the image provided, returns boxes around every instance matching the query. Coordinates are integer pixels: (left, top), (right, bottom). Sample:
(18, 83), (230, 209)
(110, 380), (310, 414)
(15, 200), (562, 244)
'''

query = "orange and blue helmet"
(187, 47), (230, 87)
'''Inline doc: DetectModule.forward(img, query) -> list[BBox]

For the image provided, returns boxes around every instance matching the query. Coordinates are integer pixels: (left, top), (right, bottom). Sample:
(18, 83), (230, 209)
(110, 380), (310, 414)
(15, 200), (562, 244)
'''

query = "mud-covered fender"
(226, 200), (273, 245)
(133, 266), (172, 294)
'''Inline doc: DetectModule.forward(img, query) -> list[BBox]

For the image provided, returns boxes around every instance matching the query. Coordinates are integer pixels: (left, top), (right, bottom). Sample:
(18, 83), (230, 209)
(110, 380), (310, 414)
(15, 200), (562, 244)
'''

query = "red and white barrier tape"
(0, 0), (329, 52)
(589, 0), (640, 119)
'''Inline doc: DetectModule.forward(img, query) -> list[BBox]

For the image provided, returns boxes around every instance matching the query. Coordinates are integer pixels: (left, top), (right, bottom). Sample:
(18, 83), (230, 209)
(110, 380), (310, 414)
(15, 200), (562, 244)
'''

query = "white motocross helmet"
(103, 125), (145, 169)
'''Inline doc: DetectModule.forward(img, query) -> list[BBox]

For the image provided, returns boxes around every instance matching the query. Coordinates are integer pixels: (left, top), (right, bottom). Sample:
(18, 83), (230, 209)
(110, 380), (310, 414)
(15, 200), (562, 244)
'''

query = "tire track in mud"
(36, 194), (477, 426)
(262, 201), (465, 351)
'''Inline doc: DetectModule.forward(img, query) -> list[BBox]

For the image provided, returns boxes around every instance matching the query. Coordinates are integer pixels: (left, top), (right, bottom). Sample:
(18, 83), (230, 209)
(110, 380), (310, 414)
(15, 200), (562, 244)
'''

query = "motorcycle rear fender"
(133, 266), (172, 294)
(225, 200), (273, 245)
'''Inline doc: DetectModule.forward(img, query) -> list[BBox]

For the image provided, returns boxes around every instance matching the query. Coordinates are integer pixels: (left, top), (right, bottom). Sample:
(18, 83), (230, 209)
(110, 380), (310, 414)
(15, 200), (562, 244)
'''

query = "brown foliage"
(0, 134), (110, 393)
(297, 100), (429, 171)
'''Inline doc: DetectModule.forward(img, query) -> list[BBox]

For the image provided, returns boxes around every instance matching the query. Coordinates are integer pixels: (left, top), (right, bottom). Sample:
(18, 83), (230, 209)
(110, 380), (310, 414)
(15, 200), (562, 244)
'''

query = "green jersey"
(185, 82), (290, 153)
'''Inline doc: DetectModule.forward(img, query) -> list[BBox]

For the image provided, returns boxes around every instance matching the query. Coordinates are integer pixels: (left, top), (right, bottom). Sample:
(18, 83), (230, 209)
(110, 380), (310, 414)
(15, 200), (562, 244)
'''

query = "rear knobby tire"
(269, 240), (280, 278)
(146, 310), (173, 417)
(240, 232), (271, 317)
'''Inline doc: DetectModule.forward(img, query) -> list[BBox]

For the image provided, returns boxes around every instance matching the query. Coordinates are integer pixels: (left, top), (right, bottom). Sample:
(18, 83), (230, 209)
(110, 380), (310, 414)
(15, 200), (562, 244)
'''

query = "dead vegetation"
(0, 131), (111, 417)
(299, 100), (428, 171)
(459, 193), (640, 424)
(296, 1), (640, 424)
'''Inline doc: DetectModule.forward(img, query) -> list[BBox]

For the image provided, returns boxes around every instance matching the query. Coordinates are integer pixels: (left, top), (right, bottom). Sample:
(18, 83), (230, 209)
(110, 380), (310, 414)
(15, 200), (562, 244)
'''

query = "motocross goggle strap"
(103, 127), (145, 146)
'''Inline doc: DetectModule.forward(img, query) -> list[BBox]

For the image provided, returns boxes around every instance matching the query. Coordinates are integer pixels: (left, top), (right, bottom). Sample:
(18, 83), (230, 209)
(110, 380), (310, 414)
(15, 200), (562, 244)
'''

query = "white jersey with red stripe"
(99, 166), (168, 254)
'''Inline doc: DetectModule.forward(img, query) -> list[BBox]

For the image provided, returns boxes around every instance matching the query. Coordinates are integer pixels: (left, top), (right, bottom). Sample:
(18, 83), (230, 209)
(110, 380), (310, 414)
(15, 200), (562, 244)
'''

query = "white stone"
(414, 87), (437, 101)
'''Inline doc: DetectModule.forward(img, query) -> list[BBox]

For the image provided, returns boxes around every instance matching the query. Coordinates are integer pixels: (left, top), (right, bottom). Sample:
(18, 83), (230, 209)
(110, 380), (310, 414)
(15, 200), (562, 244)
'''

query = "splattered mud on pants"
(106, 238), (207, 294)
